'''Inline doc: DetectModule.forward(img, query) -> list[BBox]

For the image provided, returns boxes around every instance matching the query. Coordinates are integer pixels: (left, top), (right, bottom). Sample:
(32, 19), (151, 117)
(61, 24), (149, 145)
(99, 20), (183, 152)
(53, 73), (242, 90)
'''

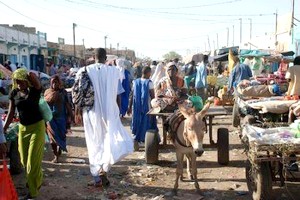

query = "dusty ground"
(11, 114), (300, 200)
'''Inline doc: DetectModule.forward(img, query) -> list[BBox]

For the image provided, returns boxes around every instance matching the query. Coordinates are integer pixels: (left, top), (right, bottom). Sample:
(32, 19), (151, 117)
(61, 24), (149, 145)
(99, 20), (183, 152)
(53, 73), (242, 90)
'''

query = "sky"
(0, 0), (299, 60)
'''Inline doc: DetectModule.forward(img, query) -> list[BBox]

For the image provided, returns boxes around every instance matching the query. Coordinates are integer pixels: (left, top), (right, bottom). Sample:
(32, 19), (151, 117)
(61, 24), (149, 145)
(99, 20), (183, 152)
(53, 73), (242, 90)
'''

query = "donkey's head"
(178, 101), (211, 156)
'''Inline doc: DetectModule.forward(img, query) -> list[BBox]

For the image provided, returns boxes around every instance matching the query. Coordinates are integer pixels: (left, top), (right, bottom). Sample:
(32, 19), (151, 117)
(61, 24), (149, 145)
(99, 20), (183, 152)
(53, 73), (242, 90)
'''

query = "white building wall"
(20, 47), (29, 67)
(8, 45), (18, 56)
(0, 43), (7, 54)
(29, 47), (38, 55)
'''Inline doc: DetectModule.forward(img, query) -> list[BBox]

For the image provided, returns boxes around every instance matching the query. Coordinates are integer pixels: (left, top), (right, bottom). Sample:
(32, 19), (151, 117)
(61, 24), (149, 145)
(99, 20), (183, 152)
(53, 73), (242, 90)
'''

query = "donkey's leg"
(173, 152), (184, 195)
(186, 153), (194, 180)
(191, 154), (200, 193)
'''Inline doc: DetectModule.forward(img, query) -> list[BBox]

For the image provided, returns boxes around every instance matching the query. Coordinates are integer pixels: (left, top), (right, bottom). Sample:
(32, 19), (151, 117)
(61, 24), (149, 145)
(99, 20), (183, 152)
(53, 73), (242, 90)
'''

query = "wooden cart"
(241, 124), (300, 200)
(145, 106), (231, 165)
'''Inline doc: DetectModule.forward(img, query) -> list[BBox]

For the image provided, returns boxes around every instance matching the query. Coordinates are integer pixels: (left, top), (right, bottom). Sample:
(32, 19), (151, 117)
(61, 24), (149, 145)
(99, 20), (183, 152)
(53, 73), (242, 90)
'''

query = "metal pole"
(227, 27), (229, 47)
(248, 18), (252, 40)
(104, 35), (107, 50)
(239, 18), (242, 44)
(73, 23), (76, 58)
(248, 18), (252, 49)
(82, 39), (85, 60)
(207, 35), (211, 51)
(232, 25), (235, 46)
(117, 43), (119, 56)
(275, 10), (278, 45)
(216, 33), (219, 49)
(292, 0), (295, 29)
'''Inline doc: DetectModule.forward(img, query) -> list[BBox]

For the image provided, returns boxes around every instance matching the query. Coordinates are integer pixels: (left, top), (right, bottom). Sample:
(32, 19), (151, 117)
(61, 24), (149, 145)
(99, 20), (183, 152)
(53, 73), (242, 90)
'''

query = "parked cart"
(146, 106), (231, 165)
(241, 122), (300, 200)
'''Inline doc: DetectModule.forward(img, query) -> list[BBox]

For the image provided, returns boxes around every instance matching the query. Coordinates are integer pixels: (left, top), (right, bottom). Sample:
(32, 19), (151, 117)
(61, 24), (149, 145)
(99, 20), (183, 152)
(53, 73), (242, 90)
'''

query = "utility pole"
(73, 23), (76, 58)
(292, 0), (295, 29)
(216, 33), (219, 49)
(104, 35), (107, 50)
(239, 18), (242, 44)
(117, 43), (119, 56)
(248, 18), (252, 41)
(82, 39), (85, 60)
(227, 27), (229, 47)
(207, 35), (211, 51)
(275, 10), (278, 45)
(110, 44), (112, 54)
(291, 0), (295, 41)
(248, 18), (252, 49)
(232, 25), (235, 46)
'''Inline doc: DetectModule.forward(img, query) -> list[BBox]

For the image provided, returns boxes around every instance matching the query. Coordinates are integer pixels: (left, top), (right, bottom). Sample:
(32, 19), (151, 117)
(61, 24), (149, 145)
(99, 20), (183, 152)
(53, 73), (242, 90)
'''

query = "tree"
(162, 51), (182, 61)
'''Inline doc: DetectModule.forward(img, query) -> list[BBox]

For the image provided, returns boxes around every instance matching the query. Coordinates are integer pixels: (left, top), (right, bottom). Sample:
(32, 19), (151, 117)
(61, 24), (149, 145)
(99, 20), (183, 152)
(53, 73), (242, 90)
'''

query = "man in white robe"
(75, 48), (133, 187)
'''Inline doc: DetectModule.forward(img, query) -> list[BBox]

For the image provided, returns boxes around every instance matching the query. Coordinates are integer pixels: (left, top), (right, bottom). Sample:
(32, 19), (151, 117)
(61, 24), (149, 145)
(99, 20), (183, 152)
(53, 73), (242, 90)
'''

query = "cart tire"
(246, 160), (273, 200)
(217, 128), (229, 165)
(145, 130), (159, 164)
(232, 100), (240, 127)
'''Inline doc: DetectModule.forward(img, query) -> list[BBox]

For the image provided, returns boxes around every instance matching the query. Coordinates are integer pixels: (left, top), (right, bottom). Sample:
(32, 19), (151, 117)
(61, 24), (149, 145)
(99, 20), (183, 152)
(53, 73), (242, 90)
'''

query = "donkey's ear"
(178, 103), (191, 119)
(196, 102), (211, 120)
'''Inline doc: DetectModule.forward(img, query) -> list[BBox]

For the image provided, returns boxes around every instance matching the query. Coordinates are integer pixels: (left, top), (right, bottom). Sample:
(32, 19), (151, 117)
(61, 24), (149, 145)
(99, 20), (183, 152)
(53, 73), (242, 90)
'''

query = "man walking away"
(74, 48), (133, 187)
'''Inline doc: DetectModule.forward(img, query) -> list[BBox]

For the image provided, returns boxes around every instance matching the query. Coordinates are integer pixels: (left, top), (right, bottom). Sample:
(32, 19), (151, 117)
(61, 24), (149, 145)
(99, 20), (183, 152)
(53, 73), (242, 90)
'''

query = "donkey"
(171, 101), (211, 195)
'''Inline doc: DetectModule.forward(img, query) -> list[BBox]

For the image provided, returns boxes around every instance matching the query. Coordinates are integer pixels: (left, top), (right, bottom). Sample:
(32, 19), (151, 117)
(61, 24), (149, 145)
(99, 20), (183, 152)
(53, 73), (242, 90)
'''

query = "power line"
(66, 0), (275, 18)
(0, 0), (63, 27)
(81, 0), (242, 10)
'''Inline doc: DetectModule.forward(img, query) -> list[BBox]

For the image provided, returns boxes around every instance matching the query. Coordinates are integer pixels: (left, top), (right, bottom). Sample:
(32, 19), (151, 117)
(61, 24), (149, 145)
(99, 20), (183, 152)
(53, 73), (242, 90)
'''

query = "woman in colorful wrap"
(151, 62), (186, 112)
(3, 68), (45, 199)
(44, 75), (73, 163)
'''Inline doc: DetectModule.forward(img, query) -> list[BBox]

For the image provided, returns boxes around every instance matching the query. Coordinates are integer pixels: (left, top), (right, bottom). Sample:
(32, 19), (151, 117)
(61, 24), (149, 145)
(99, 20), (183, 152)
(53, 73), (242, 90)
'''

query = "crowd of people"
(0, 46), (300, 199)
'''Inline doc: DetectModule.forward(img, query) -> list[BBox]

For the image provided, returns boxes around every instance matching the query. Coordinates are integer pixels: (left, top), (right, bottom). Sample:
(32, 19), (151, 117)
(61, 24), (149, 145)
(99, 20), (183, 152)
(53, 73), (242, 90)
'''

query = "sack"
(39, 96), (53, 122)
(0, 159), (18, 200)
(72, 66), (94, 111)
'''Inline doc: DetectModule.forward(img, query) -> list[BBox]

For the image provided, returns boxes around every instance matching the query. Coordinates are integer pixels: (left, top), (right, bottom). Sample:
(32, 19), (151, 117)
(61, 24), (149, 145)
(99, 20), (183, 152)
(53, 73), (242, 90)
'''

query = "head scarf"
(50, 75), (63, 90)
(116, 58), (127, 70)
(12, 68), (31, 89)
(44, 75), (63, 105)
(151, 62), (165, 88)
(166, 62), (178, 78)
(166, 62), (177, 71)
(116, 58), (127, 80)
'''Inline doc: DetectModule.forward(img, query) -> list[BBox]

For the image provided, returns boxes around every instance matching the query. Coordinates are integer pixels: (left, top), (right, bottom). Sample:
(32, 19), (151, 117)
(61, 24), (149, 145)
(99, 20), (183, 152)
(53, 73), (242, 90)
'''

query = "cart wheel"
(217, 128), (229, 165)
(246, 160), (273, 200)
(145, 130), (159, 164)
(232, 100), (240, 127)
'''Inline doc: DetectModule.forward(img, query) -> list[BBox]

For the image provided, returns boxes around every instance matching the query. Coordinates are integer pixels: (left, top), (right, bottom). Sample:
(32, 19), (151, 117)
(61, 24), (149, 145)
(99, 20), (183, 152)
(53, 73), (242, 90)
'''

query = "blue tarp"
(239, 50), (270, 57)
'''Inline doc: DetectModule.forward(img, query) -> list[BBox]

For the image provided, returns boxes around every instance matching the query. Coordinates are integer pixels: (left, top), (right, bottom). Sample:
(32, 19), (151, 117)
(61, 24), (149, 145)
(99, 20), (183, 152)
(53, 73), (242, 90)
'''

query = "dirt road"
(12, 115), (300, 200)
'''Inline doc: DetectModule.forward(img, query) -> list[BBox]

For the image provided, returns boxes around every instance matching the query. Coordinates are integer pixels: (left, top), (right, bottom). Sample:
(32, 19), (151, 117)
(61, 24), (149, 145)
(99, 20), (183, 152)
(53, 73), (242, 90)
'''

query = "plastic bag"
(39, 96), (53, 122)
(0, 159), (18, 200)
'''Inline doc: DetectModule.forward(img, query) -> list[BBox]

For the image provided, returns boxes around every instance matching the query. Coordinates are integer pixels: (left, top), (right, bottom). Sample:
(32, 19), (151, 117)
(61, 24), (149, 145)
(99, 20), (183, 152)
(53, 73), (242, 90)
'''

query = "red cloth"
(0, 160), (18, 200)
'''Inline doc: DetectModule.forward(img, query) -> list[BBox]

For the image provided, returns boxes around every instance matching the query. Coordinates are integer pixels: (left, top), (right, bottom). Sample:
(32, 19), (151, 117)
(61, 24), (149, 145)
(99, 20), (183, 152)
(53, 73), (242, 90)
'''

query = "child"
(188, 88), (203, 112)
(127, 67), (158, 150)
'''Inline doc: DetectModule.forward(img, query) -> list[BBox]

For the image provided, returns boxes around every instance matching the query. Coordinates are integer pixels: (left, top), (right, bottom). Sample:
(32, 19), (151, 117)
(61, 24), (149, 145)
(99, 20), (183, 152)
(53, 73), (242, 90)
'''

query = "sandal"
(99, 172), (110, 187)
(87, 180), (102, 188)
